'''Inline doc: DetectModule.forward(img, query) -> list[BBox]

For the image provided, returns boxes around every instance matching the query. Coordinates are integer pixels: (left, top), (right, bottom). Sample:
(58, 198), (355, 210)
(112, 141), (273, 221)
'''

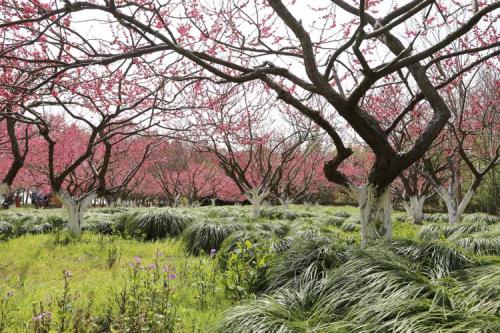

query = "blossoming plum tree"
(424, 70), (499, 224)
(1, 0), (498, 245)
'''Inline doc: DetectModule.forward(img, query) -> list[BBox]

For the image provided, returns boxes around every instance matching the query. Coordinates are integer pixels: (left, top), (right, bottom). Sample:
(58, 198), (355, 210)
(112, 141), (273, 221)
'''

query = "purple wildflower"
(64, 270), (73, 278)
(210, 248), (217, 257)
(32, 312), (51, 321)
(168, 273), (176, 280)
(133, 256), (142, 264)
(147, 263), (157, 271)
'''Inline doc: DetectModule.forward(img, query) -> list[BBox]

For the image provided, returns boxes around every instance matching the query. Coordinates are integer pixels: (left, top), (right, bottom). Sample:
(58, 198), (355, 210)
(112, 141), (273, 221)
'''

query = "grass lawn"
(0, 205), (498, 332)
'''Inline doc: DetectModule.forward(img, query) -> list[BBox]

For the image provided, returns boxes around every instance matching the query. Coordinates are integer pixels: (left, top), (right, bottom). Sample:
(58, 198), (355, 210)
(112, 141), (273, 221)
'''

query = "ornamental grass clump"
(183, 219), (241, 255)
(218, 242), (500, 333)
(120, 209), (191, 240)
(266, 236), (349, 291)
(0, 221), (13, 240)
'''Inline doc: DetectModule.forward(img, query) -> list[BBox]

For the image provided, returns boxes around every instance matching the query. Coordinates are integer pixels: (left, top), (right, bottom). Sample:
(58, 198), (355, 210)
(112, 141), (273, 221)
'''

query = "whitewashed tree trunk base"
(58, 191), (97, 237)
(279, 197), (292, 210)
(0, 183), (9, 196)
(357, 184), (392, 248)
(245, 187), (268, 219)
(404, 195), (426, 224)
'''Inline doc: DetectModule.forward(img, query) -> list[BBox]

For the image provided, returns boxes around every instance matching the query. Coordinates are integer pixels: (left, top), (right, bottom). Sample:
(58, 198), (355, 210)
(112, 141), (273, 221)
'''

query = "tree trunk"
(403, 195), (426, 224)
(172, 194), (180, 208)
(434, 184), (475, 224)
(444, 188), (474, 224)
(0, 182), (9, 196)
(278, 197), (292, 209)
(357, 184), (392, 248)
(245, 188), (268, 218)
(211, 198), (216, 206)
(58, 191), (97, 237)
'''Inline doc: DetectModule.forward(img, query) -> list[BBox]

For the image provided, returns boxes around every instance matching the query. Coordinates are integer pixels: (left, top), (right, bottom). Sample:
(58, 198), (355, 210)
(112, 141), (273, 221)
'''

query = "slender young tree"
(17, 65), (167, 235)
(393, 162), (433, 224)
(148, 141), (219, 206)
(194, 85), (310, 217)
(274, 137), (327, 209)
(424, 71), (499, 224)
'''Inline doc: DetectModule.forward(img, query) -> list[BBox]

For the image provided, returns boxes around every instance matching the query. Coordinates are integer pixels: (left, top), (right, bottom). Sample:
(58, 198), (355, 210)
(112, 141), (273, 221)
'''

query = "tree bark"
(58, 191), (97, 237)
(442, 187), (474, 224)
(403, 195), (426, 224)
(245, 187), (269, 218)
(356, 184), (392, 248)
(211, 198), (216, 206)
(0, 183), (9, 196)
(278, 197), (292, 209)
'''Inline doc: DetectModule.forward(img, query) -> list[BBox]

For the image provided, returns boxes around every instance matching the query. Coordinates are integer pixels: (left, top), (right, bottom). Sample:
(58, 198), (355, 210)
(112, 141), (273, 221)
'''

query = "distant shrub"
(422, 213), (448, 223)
(130, 209), (191, 240)
(205, 208), (241, 219)
(387, 239), (473, 278)
(266, 237), (348, 291)
(114, 210), (142, 234)
(0, 221), (13, 240)
(462, 213), (499, 225)
(253, 221), (290, 237)
(334, 211), (351, 218)
(259, 208), (284, 220)
(454, 234), (500, 256)
(95, 207), (127, 215)
(324, 216), (345, 227)
(340, 216), (360, 232)
(44, 215), (67, 229)
(88, 220), (115, 235)
(183, 219), (241, 255)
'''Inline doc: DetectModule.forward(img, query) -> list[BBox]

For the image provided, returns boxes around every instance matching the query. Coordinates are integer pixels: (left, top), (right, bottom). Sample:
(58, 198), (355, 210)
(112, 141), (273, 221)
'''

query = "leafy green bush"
(183, 219), (241, 255)
(260, 208), (311, 220)
(259, 208), (283, 220)
(221, 240), (273, 299)
(294, 226), (323, 239)
(418, 223), (443, 241)
(94, 207), (127, 215)
(18, 219), (53, 235)
(444, 221), (491, 238)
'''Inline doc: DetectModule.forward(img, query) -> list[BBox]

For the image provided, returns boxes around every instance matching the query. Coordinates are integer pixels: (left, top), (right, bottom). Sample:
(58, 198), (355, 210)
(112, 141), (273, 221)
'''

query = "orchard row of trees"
(1, 0), (498, 246)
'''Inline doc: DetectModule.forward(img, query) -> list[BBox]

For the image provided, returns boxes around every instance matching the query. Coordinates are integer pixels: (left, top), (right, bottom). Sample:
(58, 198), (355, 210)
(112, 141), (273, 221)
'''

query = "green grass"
(0, 205), (498, 332)
(0, 234), (231, 332)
